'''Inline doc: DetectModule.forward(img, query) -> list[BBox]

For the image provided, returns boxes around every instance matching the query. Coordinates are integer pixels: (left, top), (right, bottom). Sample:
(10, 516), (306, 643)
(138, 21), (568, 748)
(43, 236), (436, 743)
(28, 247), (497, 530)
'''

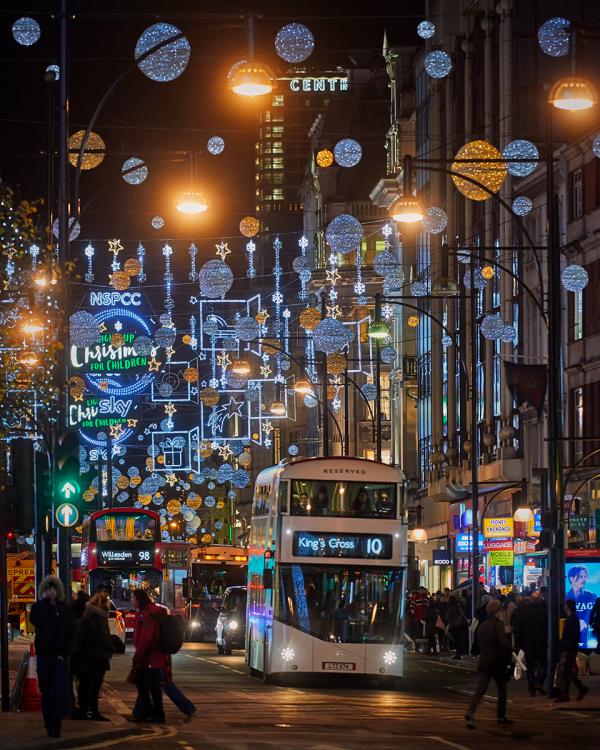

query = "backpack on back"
(155, 611), (184, 655)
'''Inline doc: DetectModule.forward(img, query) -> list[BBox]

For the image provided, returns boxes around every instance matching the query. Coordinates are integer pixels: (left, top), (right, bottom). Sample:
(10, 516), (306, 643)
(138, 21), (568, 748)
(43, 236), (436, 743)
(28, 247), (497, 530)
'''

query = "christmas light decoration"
(334, 139), (362, 168)
(316, 149), (334, 167)
(373, 251), (398, 277)
(512, 196), (533, 216)
(313, 318), (353, 354)
(199, 259), (234, 298)
(151, 216), (165, 229)
(274, 23), (315, 63)
(134, 23), (191, 82)
(12, 17), (41, 46)
(417, 20), (435, 39)
(424, 50), (452, 78)
(423, 207), (448, 234)
(68, 130), (105, 170)
(69, 311), (100, 348)
(239, 216), (260, 237)
(207, 136), (225, 155)
(480, 313), (505, 340)
(537, 17), (570, 58)
(502, 140), (539, 177)
(325, 214), (363, 254)
(451, 140), (507, 201)
(121, 157), (148, 184)
(561, 264), (589, 292)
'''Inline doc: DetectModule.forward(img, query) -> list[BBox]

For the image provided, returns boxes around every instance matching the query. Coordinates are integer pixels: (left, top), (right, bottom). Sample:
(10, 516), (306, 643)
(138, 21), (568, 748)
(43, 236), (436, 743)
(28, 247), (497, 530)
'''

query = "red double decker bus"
(80, 508), (163, 634)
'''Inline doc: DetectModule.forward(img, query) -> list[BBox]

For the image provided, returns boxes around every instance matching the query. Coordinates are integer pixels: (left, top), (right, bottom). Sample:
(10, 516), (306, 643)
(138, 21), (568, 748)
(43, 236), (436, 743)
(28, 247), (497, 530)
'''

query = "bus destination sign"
(96, 542), (155, 567)
(293, 531), (392, 560)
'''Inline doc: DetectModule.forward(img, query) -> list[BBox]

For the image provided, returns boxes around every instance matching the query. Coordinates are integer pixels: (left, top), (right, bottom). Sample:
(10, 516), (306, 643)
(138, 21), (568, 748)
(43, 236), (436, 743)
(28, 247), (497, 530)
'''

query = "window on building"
(272, 188), (284, 201)
(272, 95), (284, 106)
(380, 373), (391, 421)
(573, 288), (583, 341)
(571, 168), (584, 220)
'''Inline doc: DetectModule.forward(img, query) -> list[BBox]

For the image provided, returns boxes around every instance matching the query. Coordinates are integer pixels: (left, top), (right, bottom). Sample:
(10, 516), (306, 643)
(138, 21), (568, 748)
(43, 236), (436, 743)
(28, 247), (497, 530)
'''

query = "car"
(216, 586), (247, 655)
(187, 599), (221, 641)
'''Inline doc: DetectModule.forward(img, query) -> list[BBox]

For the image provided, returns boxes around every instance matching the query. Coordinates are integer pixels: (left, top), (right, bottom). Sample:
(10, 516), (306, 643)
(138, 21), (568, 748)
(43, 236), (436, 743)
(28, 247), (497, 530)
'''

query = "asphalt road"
(93, 642), (600, 750)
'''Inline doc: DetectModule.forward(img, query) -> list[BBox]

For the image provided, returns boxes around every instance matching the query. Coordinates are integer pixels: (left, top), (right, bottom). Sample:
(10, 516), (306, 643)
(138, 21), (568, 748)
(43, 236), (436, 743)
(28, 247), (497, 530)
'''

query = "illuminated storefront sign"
(455, 533), (484, 554)
(282, 75), (349, 94)
(293, 531), (392, 559)
(432, 550), (452, 565)
(489, 549), (514, 566)
(483, 517), (514, 539)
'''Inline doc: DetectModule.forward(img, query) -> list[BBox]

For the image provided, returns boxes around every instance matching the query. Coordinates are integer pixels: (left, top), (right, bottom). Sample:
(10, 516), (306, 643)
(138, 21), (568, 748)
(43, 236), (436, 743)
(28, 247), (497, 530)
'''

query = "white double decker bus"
(246, 457), (408, 684)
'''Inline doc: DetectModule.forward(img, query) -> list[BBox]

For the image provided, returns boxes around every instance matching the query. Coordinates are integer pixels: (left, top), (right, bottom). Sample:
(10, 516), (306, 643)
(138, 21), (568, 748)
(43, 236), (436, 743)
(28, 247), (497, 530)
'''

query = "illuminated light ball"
(463, 267), (488, 290)
(333, 139), (362, 168)
(362, 383), (378, 401)
(292, 255), (307, 273)
(46, 64), (60, 80)
(279, 355), (291, 372)
(442, 334), (453, 348)
(423, 206), (448, 235)
(235, 316), (260, 343)
(69, 311), (100, 348)
(410, 280), (428, 297)
(373, 251), (398, 277)
(299, 267), (311, 283)
(313, 317), (353, 354)
(327, 353), (346, 375)
(200, 386), (220, 407)
(288, 444), (299, 457)
(156, 454), (165, 464)
(203, 316), (219, 336)
(69, 375), (85, 394)
(154, 326), (176, 348)
(121, 156), (148, 185)
(83, 490), (94, 503)
(151, 216), (165, 229)
(501, 324), (517, 343)
(182, 335), (192, 345)
(380, 346), (397, 364)
(480, 313), (505, 340)
(68, 130), (106, 170)
(134, 23), (191, 82)
(123, 258), (142, 277)
(325, 214), (363, 254)
(239, 216), (260, 237)
(229, 440), (244, 456)
(326, 385), (337, 400)
(204, 496), (216, 508)
(383, 268), (405, 295)
(424, 49), (452, 79)
(232, 469), (250, 488)
(225, 370), (247, 389)
(512, 196), (533, 216)
(481, 265), (495, 280)
(502, 140), (539, 178)
(407, 315), (419, 328)
(417, 20), (436, 39)
(182, 367), (198, 383)
(218, 464), (234, 483)
(201, 533), (212, 544)
(167, 499), (182, 514)
(238, 451), (252, 468)
(186, 496), (201, 510)
(199, 259), (234, 298)
(116, 475), (130, 490)
(133, 335), (153, 356)
(207, 136), (225, 155)
(111, 333), (125, 347)
(457, 248), (471, 264)
(130, 475), (142, 487)
(316, 149), (334, 168)
(537, 17), (570, 58)
(12, 17), (41, 46)
(304, 394), (317, 408)
(561, 264), (589, 292)
(52, 216), (80, 240)
(222, 337), (237, 351)
(451, 140), (507, 200)
(274, 23), (314, 63)
(110, 271), (131, 291)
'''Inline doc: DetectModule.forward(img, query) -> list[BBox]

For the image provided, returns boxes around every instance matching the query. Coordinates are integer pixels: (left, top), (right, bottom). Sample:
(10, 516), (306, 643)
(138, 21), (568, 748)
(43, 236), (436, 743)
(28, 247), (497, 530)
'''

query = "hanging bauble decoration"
(316, 149), (334, 168)
(423, 207), (448, 234)
(327, 353), (346, 374)
(239, 216), (260, 237)
(481, 265), (495, 280)
(383, 269), (405, 295)
(122, 156), (148, 184)
(238, 451), (252, 468)
(380, 346), (397, 364)
(537, 17), (570, 58)
(116, 476), (129, 490)
(480, 313), (505, 340)
(207, 136), (225, 155)
(373, 251), (398, 277)
(325, 214), (363, 255)
(225, 370), (248, 389)
(183, 367), (198, 383)
(292, 256), (307, 273)
(502, 140), (539, 177)
(304, 394), (317, 408)
(110, 271), (131, 291)
(151, 216), (165, 229)
(362, 384), (378, 401)
(501, 324), (516, 343)
(12, 17), (41, 46)
(70, 311), (100, 348)
(424, 50), (452, 79)
(203, 316), (219, 336)
(154, 326), (176, 348)
(199, 259), (234, 298)
(133, 336), (153, 356)
(333, 139), (362, 168)
(410, 280), (428, 297)
(68, 130), (106, 170)
(299, 306), (321, 331)
(512, 196), (533, 216)
(451, 140), (507, 200)
(561, 264), (588, 292)
(134, 23), (191, 82)
(313, 318), (353, 354)
(235, 316), (260, 342)
(417, 20), (436, 39)
(111, 333), (125, 348)
(123, 258), (142, 276)
(200, 387), (220, 407)
(52, 216), (80, 240)
(167, 499), (182, 515)
(69, 375), (86, 396)
(463, 267), (488, 290)
(275, 23), (315, 63)
(288, 444), (300, 457)
(407, 315), (419, 328)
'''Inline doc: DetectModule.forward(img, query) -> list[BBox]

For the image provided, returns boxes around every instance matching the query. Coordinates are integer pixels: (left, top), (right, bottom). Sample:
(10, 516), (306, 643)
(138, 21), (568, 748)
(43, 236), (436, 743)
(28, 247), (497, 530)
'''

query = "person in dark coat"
(424, 599), (439, 654)
(29, 575), (75, 738)
(465, 599), (513, 729)
(554, 599), (588, 703)
(81, 591), (116, 720)
(71, 590), (90, 718)
(446, 595), (468, 659)
(131, 589), (167, 722)
(512, 593), (547, 696)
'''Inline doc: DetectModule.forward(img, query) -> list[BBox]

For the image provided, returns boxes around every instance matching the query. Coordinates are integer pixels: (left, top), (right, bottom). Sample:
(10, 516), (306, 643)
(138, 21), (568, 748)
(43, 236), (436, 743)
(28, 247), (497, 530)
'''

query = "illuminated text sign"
(293, 531), (392, 559)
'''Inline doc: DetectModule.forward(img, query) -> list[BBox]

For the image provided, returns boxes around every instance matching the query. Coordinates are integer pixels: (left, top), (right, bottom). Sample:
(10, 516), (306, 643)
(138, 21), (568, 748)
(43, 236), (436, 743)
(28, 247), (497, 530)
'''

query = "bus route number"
(292, 531), (393, 560)
(137, 550), (152, 562)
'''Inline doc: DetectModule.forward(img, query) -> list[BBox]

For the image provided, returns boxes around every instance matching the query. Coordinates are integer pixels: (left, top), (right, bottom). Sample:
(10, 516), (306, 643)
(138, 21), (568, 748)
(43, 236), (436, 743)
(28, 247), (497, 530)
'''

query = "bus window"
(289, 481), (397, 518)
(94, 513), (157, 542)
(253, 485), (271, 516)
(278, 480), (289, 514)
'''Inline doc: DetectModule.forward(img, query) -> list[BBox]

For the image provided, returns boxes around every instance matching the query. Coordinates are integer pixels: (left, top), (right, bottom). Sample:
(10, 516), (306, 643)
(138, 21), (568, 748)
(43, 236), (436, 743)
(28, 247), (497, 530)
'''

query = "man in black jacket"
(29, 575), (75, 738)
(554, 599), (588, 703)
(513, 594), (547, 696)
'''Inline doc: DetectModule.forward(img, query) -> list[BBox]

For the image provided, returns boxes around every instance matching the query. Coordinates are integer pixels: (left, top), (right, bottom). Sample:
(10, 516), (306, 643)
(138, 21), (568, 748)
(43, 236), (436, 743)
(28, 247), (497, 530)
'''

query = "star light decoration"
(217, 444), (233, 461)
(215, 241), (231, 261)
(110, 424), (124, 440)
(165, 472), (178, 487)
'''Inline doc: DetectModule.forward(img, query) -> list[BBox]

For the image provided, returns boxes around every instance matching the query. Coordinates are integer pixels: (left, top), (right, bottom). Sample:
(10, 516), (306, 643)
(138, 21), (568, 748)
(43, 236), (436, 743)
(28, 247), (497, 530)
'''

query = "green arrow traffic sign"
(58, 479), (80, 502)
(55, 502), (79, 528)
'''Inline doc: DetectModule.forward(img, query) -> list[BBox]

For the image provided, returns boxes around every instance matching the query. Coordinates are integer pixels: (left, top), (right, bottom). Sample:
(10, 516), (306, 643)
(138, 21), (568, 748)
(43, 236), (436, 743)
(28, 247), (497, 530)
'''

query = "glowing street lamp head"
(549, 76), (597, 111)
(389, 196), (424, 223)
(227, 60), (273, 97)
(23, 320), (43, 335)
(367, 320), (391, 340)
(514, 507), (534, 523)
(293, 377), (313, 395)
(19, 352), (39, 366)
(176, 190), (208, 215)
(231, 358), (251, 376)
(270, 400), (286, 416)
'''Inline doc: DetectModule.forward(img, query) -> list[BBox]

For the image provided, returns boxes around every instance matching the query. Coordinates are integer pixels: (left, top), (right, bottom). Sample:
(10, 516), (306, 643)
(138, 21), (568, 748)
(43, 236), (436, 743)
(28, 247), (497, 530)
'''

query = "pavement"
(3, 636), (600, 749)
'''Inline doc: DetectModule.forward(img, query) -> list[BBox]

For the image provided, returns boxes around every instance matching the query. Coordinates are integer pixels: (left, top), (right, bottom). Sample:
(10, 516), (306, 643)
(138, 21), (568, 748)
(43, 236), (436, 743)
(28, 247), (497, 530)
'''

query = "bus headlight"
(281, 647), (295, 662)
(228, 620), (239, 631)
(382, 650), (398, 665)
(190, 621), (199, 628)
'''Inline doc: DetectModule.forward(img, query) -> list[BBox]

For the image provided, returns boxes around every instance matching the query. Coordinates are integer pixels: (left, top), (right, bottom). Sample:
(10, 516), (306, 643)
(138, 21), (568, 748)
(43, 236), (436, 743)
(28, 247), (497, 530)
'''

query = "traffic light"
(54, 430), (81, 506)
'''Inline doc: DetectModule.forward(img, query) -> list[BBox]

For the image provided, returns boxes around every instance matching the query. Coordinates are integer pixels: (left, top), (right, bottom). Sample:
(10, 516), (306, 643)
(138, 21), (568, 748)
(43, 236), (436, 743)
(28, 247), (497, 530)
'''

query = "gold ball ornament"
(69, 375), (85, 395)
(116, 475), (129, 490)
(167, 499), (182, 515)
(451, 140), (507, 201)
(156, 454), (165, 465)
(146, 457), (154, 471)
(182, 334), (191, 345)
(68, 129), (106, 170)
(327, 353), (346, 374)
(130, 475), (141, 487)
(262, 338), (280, 355)
(201, 533), (212, 544)
(110, 270), (131, 291)
(200, 387), (220, 407)
(186, 496), (202, 510)
(481, 265), (495, 280)
(327, 385), (337, 400)
(316, 149), (334, 168)
(408, 315), (420, 328)
(111, 333), (124, 347)
(299, 306), (321, 331)
(239, 216), (260, 238)
(199, 442), (213, 458)
(216, 501), (225, 509)
(83, 490), (95, 502)
(123, 258), (142, 276)
(183, 367), (199, 383)
(139, 495), (152, 506)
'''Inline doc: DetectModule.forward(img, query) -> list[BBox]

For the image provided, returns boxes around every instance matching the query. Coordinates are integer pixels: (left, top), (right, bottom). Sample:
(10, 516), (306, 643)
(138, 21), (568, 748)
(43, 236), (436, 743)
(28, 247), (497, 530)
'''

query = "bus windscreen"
(290, 481), (396, 518)
(94, 514), (157, 542)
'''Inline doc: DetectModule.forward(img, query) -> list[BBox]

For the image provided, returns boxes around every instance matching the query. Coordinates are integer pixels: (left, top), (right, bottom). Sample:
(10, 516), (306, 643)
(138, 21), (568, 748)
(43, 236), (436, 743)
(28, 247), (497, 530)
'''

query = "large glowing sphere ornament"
(235, 316), (260, 342)
(133, 336), (153, 356)
(512, 196), (533, 216)
(380, 346), (397, 364)
(326, 353), (346, 375)
(417, 20), (436, 39)
(325, 214), (363, 255)
(334, 139), (362, 168)
(383, 269), (405, 295)
(239, 216), (260, 237)
(362, 384), (378, 401)
(12, 17), (41, 46)
(373, 251), (398, 277)
(207, 136), (225, 155)
(316, 149), (334, 168)
(424, 50), (452, 79)
(423, 207), (448, 234)
(313, 318), (353, 354)
(501, 324), (516, 343)
(46, 64), (60, 80)
(502, 140), (539, 177)
(274, 23), (314, 63)
(451, 140), (507, 201)
(122, 157), (148, 185)
(134, 23), (190, 82)
(52, 216), (80, 240)
(110, 271), (131, 291)
(480, 313), (505, 340)
(299, 306), (321, 331)
(154, 326), (176, 348)
(68, 130), (106, 170)
(537, 17), (570, 58)
(124, 258), (142, 276)
(199, 259), (233, 298)
(69, 311), (100, 348)
(151, 216), (165, 229)
(561, 264), (588, 293)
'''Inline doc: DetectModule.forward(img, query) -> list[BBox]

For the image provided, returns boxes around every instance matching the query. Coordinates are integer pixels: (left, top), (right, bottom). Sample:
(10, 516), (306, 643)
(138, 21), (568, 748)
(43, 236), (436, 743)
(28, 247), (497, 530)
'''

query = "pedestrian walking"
(81, 591), (116, 720)
(499, 593), (517, 648)
(554, 599), (589, 703)
(160, 656), (197, 721)
(29, 575), (75, 739)
(70, 590), (90, 718)
(424, 598), (440, 655)
(464, 599), (513, 729)
(446, 595), (468, 659)
(512, 593), (547, 696)
(130, 589), (166, 723)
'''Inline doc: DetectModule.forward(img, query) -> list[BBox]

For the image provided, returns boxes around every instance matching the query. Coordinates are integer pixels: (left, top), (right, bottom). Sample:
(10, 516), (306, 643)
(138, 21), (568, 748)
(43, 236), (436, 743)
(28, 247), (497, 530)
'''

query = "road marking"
(64, 724), (177, 749)
(425, 737), (473, 750)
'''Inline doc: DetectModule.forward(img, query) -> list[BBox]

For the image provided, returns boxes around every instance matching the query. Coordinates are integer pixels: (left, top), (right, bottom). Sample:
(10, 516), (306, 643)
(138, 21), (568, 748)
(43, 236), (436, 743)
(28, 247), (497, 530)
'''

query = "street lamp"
(22, 320), (43, 335)
(513, 507), (534, 523)
(548, 75), (597, 111)
(227, 60), (273, 97)
(389, 196), (424, 223)
(176, 190), (208, 215)
(367, 320), (390, 339)
(293, 377), (314, 395)
(270, 400), (286, 416)
(231, 358), (251, 377)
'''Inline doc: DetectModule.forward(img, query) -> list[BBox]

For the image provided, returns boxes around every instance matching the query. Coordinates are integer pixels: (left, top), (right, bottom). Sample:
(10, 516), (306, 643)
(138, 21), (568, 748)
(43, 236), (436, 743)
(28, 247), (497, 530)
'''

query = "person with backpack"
(71, 590), (90, 719)
(81, 591), (116, 720)
(130, 589), (166, 723)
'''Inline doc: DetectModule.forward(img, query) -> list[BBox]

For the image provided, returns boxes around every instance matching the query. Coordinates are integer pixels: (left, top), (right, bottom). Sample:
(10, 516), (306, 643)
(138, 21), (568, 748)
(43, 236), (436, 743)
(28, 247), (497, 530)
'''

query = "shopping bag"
(435, 615), (445, 631)
(576, 651), (589, 677)
(588, 651), (600, 675)
(513, 649), (527, 680)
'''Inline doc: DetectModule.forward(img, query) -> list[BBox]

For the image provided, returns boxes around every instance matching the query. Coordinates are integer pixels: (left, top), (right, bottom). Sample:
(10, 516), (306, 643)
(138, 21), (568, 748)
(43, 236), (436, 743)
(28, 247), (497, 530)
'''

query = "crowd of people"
(29, 575), (196, 739)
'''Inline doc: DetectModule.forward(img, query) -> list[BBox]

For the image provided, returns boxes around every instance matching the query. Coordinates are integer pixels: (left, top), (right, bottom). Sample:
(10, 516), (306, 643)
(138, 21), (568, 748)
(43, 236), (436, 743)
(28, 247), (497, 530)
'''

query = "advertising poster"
(483, 517), (514, 539)
(564, 561), (600, 649)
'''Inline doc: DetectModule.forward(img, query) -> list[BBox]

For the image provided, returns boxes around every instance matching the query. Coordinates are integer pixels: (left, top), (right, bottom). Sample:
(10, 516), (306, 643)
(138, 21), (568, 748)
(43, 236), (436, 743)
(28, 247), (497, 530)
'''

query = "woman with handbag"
(465, 598), (514, 729)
